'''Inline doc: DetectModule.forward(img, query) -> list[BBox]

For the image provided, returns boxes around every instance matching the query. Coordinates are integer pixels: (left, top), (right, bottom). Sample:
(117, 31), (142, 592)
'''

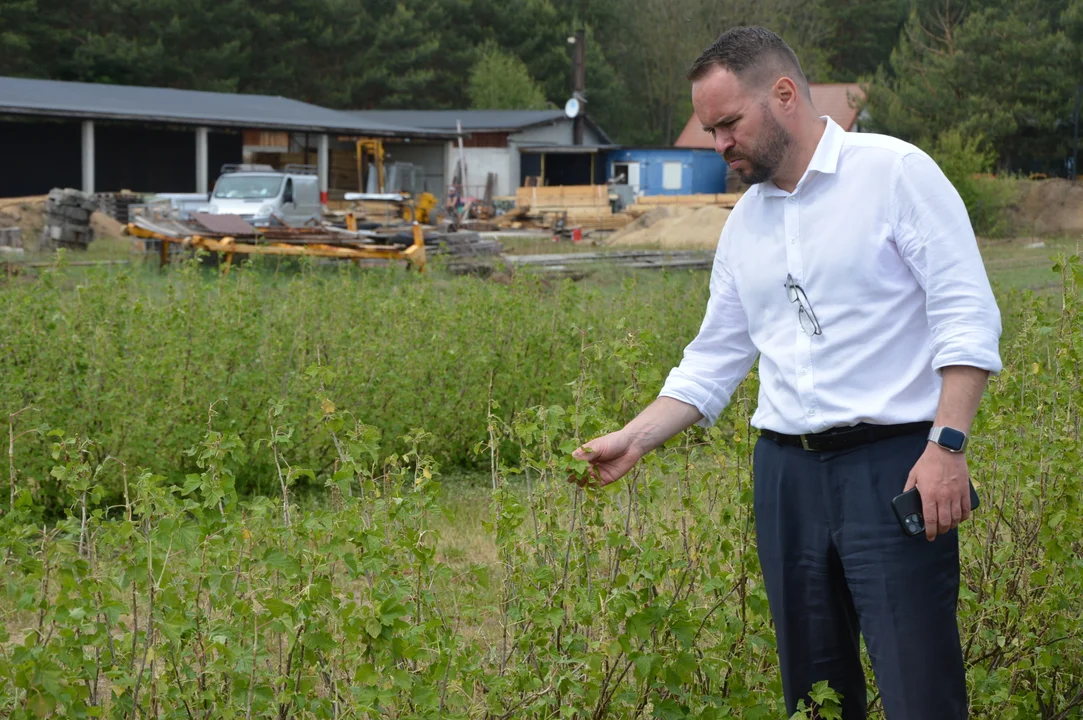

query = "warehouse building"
(348, 109), (614, 199)
(0, 76), (450, 200)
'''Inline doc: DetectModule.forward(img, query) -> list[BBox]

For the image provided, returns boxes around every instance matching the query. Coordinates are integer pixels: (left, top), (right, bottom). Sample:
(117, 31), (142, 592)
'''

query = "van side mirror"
(283, 185), (294, 204)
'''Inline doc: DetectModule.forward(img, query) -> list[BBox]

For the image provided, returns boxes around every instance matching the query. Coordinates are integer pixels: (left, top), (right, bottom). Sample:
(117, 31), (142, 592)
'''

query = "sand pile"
(1007, 178), (1083, 235)
(0, 196), (47, 245)
(608, 205), (730, 249)
(91, 211), (127, 238)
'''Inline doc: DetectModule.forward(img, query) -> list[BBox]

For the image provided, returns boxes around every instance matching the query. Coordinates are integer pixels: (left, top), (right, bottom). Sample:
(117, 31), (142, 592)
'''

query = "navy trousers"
(753, 431), (968, 719)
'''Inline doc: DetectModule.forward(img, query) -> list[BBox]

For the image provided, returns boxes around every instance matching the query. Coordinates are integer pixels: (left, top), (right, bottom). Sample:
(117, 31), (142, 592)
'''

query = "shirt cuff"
(658, 368), (731, 428)
(931, 328), (1003, 375)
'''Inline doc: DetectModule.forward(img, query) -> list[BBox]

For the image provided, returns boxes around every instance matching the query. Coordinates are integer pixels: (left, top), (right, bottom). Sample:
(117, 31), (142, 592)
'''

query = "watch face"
(938, 427), (967, 452)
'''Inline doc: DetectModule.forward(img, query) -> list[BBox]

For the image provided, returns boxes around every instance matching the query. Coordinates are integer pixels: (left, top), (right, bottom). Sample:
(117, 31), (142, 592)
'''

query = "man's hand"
(903, 443), (972, 541)
(568, 431), (644, 488)
(566, 397), (703, 488)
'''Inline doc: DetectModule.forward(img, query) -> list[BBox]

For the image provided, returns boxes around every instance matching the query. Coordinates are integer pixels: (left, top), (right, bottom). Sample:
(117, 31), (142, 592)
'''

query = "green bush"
(2, 257), (1083, 717)
(926, 129), (1014, 237)
(0, 259), (705, 513)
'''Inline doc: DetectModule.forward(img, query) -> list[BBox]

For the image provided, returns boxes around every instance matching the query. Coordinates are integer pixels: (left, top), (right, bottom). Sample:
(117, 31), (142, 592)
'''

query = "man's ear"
(773, 77), (799, 113)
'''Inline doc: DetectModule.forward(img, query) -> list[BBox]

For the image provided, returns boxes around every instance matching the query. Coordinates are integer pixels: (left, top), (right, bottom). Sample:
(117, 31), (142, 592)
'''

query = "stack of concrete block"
(41, 189), (96, 251)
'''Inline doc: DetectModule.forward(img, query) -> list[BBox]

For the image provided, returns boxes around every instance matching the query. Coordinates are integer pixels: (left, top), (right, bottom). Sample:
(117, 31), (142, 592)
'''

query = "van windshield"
(213, 175), (283, 199)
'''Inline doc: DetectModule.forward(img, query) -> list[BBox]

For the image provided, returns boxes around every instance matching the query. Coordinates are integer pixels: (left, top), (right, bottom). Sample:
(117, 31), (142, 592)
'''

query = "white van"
(205, 164), (321, 227)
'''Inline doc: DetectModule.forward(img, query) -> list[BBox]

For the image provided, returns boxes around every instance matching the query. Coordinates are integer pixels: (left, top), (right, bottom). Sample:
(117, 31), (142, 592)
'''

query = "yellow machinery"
(404, 192), (438, 223)
(353, 136), (437, 224)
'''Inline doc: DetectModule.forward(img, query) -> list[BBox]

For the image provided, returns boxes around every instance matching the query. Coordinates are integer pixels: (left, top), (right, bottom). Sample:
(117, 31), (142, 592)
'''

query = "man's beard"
(726, 104), (792, 185)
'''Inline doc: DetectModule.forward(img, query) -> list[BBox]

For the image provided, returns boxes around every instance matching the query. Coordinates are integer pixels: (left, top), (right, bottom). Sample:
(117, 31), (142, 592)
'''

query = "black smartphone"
(892, 482), (980, 536)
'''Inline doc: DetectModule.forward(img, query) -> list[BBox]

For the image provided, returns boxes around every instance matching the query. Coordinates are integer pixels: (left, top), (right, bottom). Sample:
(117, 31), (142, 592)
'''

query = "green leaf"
(262, 548), (300, 576)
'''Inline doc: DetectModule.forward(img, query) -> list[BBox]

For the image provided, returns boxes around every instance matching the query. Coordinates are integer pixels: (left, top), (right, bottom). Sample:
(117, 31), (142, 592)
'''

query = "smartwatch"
(928, 426), (968, 453)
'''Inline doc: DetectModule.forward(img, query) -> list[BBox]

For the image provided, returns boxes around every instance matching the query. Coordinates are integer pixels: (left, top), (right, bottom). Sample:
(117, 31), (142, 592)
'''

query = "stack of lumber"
(428, 231), (503, 257)
(507, 249), (713, 273)
(380, 229), (503, 257)
(501, 185), (634, 232)
(353, 200), (402, 220)
(627, 193), (741, 216)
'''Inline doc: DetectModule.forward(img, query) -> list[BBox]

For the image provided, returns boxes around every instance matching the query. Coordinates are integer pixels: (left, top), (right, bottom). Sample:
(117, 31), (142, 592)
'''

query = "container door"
(626, 163), (641, 194)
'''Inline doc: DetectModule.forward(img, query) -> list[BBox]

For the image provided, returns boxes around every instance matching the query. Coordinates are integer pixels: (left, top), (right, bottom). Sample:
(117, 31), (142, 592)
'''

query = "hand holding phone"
(892, 482), (980, 537)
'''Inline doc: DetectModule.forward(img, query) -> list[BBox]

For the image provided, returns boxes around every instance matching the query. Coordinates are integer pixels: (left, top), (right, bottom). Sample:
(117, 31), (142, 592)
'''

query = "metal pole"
(318, 133), (329, 207)
(195, 127), (209, 194)
(573, 29), (586, 146)
(81, 120), (95, 194)
(456, 119), (467, 195)
(1074, 84), (1080, 181)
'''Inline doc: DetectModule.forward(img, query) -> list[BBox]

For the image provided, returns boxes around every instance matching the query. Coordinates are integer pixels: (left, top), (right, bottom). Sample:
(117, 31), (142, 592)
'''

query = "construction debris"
(127, 215), (429, 272)
(493, 186), (742, 236)
(40, 188), (96, 251)
(96, 191), (143, 224)
(497, 185), (634, 233)
(0, 209), (23, 254)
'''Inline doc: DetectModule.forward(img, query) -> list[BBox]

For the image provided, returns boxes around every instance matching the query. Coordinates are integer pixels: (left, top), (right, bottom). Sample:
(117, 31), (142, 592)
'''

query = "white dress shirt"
(659, 118), (1003, 434)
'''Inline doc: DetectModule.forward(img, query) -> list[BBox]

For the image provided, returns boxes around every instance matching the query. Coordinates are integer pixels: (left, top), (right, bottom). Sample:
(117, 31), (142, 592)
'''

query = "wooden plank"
(516, 185), (609, 209)
(634, 193), (741, 207)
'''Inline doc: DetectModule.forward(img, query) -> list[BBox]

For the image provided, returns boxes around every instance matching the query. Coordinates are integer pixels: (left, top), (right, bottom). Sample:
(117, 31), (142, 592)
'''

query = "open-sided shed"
(0, 76), (451, 200)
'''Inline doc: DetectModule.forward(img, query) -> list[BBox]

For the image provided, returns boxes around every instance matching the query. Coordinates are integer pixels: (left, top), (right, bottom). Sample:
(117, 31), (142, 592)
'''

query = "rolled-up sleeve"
(658, 248), (759, 427)
(892, 152), (1003, 375)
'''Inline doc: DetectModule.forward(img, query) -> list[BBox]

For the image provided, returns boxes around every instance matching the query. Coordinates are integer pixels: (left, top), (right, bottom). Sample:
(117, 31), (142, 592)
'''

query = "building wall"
(607, 148), (727, 196)
(512, 120), (607, 146)
(446, 146), (513, 197)
(383, 142), (446, 196)
(688, 150), (729, 194)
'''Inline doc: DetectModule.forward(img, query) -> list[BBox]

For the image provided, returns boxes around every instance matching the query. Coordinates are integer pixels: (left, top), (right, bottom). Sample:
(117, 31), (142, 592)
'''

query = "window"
(662, 162), (682, 190)
(213, 175), (283, 199)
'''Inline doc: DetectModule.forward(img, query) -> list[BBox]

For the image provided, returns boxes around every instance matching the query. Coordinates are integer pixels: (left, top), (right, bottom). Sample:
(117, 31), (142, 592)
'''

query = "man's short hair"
(687, 26), (809, 98)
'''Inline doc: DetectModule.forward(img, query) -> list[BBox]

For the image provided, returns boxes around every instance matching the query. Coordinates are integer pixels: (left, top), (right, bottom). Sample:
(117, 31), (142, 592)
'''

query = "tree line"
(0, 0), (1079, 171)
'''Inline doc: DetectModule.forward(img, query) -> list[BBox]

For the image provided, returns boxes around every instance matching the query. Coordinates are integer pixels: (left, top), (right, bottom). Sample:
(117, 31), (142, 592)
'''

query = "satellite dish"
(564, 97), (581, 119)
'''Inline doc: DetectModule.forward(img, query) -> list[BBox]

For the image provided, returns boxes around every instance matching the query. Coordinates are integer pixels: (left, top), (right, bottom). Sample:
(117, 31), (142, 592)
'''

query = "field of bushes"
(1, 255), (1082, 718)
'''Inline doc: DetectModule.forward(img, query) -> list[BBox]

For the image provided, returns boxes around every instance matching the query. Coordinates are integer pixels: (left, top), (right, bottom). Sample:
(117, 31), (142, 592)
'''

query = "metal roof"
(516, 143), (618, 154)
(350, 109), (614, 145)
(348, 109), (569, 132)
(0, 76), (454, 138)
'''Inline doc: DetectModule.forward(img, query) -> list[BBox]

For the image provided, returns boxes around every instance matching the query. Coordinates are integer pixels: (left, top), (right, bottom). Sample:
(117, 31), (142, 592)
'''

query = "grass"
(980, 234), (1082, 292)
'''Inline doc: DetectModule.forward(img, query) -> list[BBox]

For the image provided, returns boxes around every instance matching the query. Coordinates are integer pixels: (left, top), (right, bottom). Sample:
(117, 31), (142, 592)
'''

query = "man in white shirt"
(572, 26), (1001, 719)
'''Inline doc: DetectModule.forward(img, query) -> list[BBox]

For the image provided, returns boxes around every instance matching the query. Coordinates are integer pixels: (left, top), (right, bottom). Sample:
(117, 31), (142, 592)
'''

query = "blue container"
(605, 147), (727, 196)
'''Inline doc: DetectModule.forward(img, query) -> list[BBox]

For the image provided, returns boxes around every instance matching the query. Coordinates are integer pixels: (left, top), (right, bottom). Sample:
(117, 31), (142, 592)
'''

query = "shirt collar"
(752, 116), (843, 198)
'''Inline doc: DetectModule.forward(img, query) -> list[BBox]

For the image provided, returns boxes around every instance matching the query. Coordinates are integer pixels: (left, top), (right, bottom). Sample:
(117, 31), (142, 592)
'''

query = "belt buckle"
(800, 434), (812, 451)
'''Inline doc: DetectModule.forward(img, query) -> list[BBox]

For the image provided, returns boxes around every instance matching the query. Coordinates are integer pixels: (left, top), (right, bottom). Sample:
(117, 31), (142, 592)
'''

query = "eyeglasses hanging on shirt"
(785, 274), (823, 336)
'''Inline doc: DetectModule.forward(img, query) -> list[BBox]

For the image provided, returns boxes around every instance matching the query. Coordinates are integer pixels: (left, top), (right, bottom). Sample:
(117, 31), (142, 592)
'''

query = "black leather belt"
(759, 421), (933, 452)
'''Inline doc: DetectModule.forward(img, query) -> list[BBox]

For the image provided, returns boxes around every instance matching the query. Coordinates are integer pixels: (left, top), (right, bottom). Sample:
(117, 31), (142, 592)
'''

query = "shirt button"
(807, 408), (815, 416)
(798, 367), (807, 376)
(789, 236), (796, 244)
(788, 196), (797, 203)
